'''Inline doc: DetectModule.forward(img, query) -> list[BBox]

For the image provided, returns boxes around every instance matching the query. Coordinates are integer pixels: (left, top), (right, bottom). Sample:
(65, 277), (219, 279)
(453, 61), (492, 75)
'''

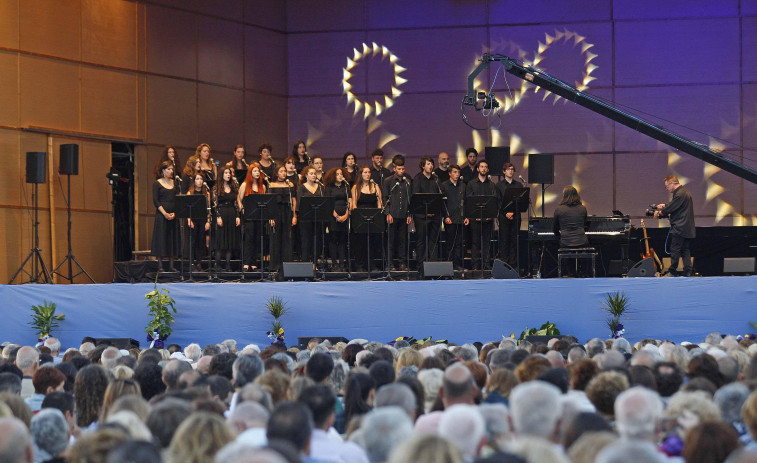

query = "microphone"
(285, 179), (292, 186)
(487, 175), (492, 181)
(431, 171), (437, 176)
(519, 175), (526, 183)
(202, 182), (209, 190)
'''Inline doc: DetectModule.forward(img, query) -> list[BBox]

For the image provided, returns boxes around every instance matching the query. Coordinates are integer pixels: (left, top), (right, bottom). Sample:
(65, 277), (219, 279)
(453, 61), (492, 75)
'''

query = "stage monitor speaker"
(484, 146), (510, 175)
(297, 336), (349, 350)
(627, 257), (655, 277)
(26, 152), (47, 184)
(423, 261), (453, 278)
(492, 259), (519, 279)
(528, 153), (554, 184)
(723, 257), (755, 274)
(59, 144), (79, 175)
(94, 338), (140, 349)
(282, 262), (314, 279)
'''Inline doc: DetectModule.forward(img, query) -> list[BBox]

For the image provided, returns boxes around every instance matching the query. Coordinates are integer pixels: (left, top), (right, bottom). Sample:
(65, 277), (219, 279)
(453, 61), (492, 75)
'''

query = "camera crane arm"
(465, 54), (757, 185)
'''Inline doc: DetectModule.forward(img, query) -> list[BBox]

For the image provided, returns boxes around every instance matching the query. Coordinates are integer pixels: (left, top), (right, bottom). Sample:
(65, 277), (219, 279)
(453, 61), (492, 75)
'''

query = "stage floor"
(1, 276), (755, 350)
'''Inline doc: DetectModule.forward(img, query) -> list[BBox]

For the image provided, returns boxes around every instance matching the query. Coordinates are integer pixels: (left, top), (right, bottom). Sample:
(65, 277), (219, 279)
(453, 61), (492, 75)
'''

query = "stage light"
(343, 42), (406, 120)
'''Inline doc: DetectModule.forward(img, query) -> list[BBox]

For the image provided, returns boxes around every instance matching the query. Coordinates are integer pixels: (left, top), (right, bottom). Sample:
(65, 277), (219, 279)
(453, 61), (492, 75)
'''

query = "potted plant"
(601, 292), (630, 339)
(29, 300), (65, 343)
(266, 296), (288, 347)
(145, 281), (177, 349)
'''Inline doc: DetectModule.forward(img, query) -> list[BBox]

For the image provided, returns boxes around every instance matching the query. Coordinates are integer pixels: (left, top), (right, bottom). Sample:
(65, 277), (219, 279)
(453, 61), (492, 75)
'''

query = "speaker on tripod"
(10, 152), (53, 283)
(53, 144), (95, 283)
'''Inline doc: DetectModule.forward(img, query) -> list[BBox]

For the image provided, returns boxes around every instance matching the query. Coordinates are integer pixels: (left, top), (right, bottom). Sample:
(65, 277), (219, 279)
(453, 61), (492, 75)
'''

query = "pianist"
(553, 185), (588, 248)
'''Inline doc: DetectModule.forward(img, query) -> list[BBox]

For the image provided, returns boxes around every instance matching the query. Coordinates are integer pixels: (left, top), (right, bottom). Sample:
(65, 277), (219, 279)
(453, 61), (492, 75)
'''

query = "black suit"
(466, 176), (497, 269)
(383, 174), (412, 269)
(496, 178), (524, 266)
(660, 185), (695, 275)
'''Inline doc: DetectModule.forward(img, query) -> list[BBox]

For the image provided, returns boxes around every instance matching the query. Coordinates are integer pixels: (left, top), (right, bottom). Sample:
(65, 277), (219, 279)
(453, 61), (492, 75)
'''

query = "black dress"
(326, 182), (351, 269)
(297, 183), (325, 262)
(269, 185), (296, 271)
(151, 180), (179, 257)
(353, 191), (381, 271)
(216, 189), (240, 252)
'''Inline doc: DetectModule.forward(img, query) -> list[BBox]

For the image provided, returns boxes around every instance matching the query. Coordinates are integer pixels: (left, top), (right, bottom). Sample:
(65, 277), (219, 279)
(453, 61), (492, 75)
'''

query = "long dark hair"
(292, 140), (309, 164)
(323, 167), (345, 187)
(351, 166), (377, 205)
(560, 185), (582, 206)
(154, 146), (179, 178)
(155, 160), (173, 180)
(343, 373), (375, 425)
(216, 167), (238, 196)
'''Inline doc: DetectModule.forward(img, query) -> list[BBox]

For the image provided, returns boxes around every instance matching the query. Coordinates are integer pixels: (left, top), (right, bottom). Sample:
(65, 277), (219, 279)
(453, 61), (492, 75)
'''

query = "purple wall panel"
(198, 17), (244, 88)
(245, 92), (288, 157)
(145, 5), (196, 80)
(615, 19), (739, 86)
(287, 0), (366, 32)
(743, 17), (757, 82)
(744, 0), (757, 15)
(488, 0), (611, 24)
(288, 32), (366, 96)
(550, 153), (615, 215)
(614, 85), (741, 152)
(366, 0), (486, 29)
(245, 26), (288, 94)
(613, 0), (738, 20)
(244, 0), (287, 32)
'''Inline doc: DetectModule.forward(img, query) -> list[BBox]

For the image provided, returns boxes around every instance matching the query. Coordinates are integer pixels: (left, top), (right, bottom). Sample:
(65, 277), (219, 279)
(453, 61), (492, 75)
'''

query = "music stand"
(243, 194), (279, 280)
(299, 196), (333, 276)
(175, 194), (209, 281)
(465, 195), (498, 277)
(351, 208), (385, 277)
(501, 187), (529, 277)
(234, 169), (247, 186)
(409, 193), (444, 264)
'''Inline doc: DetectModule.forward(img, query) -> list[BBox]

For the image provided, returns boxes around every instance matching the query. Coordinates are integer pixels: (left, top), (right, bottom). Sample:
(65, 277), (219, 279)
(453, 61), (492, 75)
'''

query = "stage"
(1, 276), (755, 350)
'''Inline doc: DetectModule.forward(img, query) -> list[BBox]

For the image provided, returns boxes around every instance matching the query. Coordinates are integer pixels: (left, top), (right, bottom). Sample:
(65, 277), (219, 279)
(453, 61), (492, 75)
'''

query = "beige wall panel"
(198, 84), (244, 153)
(137, 74), (146, 140)
(19, 56), (81, 133)
(146, 75), (197, 145)
(81, 67), (138, 138)
(145, 4), (196, 79)
(19, 0), (81, 61)
(0, 129), (21, 205)
(244, 91), (287, 160)
(81, 141), (112, 211)
(0, 51), (19, 128)
(244, 26), (286, 95)
(81, 0), (138, 69)
(245, 0), (286, 31)
(53, 209), (112, 283)
(0, 0), (19, 49)
(0, 208), (26, 283)
(198, 16), (244, 88)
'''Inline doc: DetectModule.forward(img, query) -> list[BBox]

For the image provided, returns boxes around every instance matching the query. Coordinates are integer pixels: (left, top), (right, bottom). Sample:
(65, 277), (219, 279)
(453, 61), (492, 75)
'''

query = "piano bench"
(558, 247), (597, 278)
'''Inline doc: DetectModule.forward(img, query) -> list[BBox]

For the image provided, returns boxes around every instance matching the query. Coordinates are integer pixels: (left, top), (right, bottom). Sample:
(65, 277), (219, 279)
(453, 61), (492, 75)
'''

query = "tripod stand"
(52, 173), (96, 283)
(10, 182), (53, 284)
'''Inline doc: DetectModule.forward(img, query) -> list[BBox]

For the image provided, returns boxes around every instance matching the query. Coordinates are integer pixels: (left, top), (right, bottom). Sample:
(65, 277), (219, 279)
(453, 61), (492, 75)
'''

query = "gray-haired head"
(233, 355), (265, 388)
(359, 407), (413, 463)
(478, 403), (510, 451)
(374, 383), (417, 418)
(271, 353), (295, 374)
(510, 381), (562, 439)
(611, 338), (632, 355)
(31, 408), (68, 461)
(614, 386), (663, 442)
(585, 338), (606, 358)
(714, 382), (750, 423)
(595, 439), (665, 463)
(438, 404), (486, 460)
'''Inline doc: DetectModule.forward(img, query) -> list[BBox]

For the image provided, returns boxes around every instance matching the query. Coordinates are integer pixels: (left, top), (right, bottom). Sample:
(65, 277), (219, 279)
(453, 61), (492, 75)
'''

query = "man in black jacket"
(383, 155), (412, 270)
(654, 175), (695, 276)
(466, 160), (498, 270)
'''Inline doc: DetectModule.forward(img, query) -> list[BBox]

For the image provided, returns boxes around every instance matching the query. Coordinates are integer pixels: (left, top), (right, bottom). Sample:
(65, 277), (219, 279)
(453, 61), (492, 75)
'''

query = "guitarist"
(654, 175), (695, 277)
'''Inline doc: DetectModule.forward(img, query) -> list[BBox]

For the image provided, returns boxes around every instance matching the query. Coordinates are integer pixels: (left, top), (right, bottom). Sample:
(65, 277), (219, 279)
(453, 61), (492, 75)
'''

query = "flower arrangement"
(601, 292), (630, 339)
(144, 280), (177, 349)
(388, 336), (448, 346)
(29, 300), (65, 342)
(266, 296), (288, 346)
(517, 321), (560, 340)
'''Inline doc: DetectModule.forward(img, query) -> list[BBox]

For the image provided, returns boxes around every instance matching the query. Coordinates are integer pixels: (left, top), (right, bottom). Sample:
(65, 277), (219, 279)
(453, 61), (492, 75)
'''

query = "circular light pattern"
(342, 42), (406, 120)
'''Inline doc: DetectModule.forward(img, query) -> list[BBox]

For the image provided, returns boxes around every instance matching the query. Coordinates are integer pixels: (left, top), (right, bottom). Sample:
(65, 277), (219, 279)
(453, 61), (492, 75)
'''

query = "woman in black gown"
(237, 163), (267, 271)
(342, 152), (358, 184)
(297, 166), (325, 264)
(292, 140), (310, 174)
(215, 167), (241, 271)
(324, 167), (351, 271)
(351, 166), (383, 271)
(268, 165), (297, 273)
(186, 173), (210, 270)
(151, 161), (179, 271)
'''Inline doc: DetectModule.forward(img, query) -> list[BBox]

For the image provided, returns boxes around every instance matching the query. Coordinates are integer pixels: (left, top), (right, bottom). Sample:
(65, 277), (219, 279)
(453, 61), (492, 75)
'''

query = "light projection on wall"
(342, 42), (406, 120)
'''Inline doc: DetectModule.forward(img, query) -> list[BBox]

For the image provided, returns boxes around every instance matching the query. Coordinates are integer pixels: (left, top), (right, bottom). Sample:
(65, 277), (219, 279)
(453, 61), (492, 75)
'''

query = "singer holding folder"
(351, 166), (383, 271)
(325, 167), (351, 271)
(496, 162), (524, 267)
(297, 166), (325, 263)
(238, 163), (267, 271)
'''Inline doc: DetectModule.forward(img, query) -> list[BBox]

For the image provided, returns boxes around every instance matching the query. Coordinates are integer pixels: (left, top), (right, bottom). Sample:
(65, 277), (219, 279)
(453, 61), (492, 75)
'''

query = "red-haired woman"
(238, 163), (266, 271)
(181, 155), (201, 194)
(151, 161), (179, 271)
(215, 166), (241, 271)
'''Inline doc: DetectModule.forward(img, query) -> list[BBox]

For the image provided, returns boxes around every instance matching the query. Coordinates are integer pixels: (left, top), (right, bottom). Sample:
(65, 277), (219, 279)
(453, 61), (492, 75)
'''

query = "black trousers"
(328, 227), (348, 269)
(300, 222), (324, 264)
(498, 215), (520, 267)
(354, 231), (382, 271)
(270, 221), (292, 272)
(445, 223), (465, 269)
(243, 221), (262, 267)
(387, 219), (409, 268)
(188, 222), (206, 265)
(415, 216), (441, 265)
(669, 233), (693, 275)
(470, 219), (493, 269)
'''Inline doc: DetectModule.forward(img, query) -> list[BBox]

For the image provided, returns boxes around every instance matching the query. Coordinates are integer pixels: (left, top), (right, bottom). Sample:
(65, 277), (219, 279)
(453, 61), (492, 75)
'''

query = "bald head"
(196, 356), (213, 375)
(0, 417), (33, 463)
(442, 363), (475, 406)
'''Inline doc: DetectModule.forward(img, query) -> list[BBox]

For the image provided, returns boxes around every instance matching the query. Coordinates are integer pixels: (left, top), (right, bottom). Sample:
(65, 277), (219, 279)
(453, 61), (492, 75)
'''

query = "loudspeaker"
(608, 259), (634, 277)
(297, 336), (349, 350)
(723, 257), (755, 274)
(528, 153), (554, 184)
(484, 146), (510, 174)
(26, 152), (47, 184)
(94, 338), (140, 349)
(282, 262), (314, 279)
(423, 261), (454, 278)
(627, 257), (655, 277)
(59, 144), (79, 175)
(492, 259), (519, 279)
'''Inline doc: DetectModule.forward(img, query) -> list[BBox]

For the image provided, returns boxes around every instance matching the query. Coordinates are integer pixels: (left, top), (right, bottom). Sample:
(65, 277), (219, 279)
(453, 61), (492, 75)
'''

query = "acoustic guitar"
(640, 219), (663, 274)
